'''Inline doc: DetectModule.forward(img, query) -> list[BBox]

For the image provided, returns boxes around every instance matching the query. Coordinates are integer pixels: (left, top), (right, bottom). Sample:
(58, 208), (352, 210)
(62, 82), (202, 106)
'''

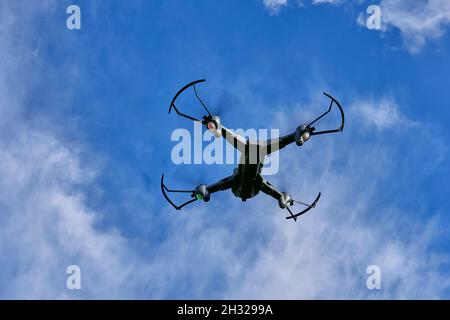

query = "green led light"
(195, 193), (204, 200)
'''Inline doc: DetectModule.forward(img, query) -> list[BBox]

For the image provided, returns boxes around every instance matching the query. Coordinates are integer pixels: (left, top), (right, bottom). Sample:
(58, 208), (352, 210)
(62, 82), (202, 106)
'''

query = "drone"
(161, 79), (344, 221)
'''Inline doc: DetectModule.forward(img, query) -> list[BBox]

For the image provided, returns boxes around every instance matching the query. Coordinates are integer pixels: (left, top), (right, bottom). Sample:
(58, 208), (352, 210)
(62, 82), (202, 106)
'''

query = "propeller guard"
(160, 174), (198, 210)
(168, 79), (212, 124)
(285, 192), (321, 221)
(306, 92), (345, 136)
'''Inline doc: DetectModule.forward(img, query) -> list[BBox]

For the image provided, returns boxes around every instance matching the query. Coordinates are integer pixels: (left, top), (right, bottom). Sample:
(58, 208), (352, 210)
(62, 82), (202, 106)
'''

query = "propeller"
(207, 87), (240, 120)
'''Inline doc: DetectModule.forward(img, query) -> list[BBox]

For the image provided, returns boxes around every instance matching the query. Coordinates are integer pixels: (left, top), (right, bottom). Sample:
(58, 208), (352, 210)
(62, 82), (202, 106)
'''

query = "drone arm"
(262, 92), (345, 154)
(161, 174), (236, 211)
(260, 179), (321, 222)
(260, 179), (298, 221)
(206, 174), (236, 193)
(260, 132), (296, 156)
(220, 125), (247, 153)
(260, 178), (283, 200)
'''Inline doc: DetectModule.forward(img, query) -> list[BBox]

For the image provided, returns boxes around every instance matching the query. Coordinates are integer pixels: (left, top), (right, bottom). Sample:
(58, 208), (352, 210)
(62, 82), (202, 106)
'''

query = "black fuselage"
(230, 144), (266, 201)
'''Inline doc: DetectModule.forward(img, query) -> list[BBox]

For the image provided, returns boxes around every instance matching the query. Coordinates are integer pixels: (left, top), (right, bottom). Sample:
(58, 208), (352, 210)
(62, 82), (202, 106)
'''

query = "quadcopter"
(161, 79), (344, 221)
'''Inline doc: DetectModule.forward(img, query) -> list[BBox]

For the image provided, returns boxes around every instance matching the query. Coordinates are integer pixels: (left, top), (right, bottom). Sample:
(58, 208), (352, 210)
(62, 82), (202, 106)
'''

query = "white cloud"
(262, 0), (340, 14)
(379, 0), (450, 53)
(0, 131), (142, 298)
(351, 96), (418, 130)
(312, 0), (342, 4)
(0, 1), (144, 298)
(224, 97), (449, 298)
(263, 0), (289, 14)
(262, 0), (450, 52)
(356, 0), (450, 52)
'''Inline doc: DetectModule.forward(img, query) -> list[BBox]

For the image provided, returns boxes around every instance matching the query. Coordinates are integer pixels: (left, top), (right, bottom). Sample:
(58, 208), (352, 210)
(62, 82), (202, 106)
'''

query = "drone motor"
(206, 115), (222, 137)
(295, 125), (311, 146)
(278, 192), (294, 209)
(194, 184), (210, 202)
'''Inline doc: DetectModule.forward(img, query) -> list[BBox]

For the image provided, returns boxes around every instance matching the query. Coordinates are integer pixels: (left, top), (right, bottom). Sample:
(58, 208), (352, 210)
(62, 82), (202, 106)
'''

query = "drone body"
(161, 79), (344, 221)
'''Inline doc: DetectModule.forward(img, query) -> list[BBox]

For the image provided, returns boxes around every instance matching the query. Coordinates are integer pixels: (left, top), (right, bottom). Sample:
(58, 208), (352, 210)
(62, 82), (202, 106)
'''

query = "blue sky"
(1, 0), (450, 299)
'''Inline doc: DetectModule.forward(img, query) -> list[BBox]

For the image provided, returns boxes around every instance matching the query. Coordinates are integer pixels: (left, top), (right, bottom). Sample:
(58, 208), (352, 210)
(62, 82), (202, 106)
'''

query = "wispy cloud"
(262, 0), (450, 52)
(350, 0), (450, 52)
(379, 0), (450, 53)
(0, 1), (144, 298)
(351, 96), (418, 130)
(223, 95), (449, 298)
(312, 0), (342, 4)
(262, 0), (289, 15)
(0, 131), (142, 298)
